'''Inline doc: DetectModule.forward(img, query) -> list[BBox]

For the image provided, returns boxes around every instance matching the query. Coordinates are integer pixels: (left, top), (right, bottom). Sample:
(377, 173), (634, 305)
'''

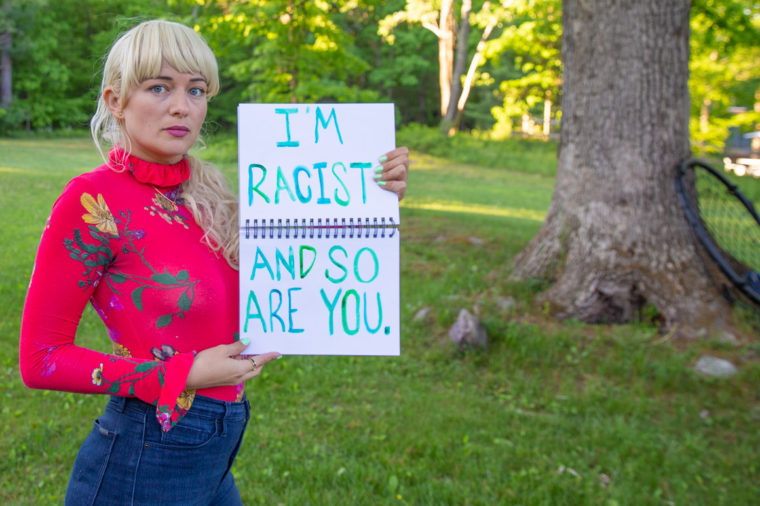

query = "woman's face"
(106, 62), (208, 164)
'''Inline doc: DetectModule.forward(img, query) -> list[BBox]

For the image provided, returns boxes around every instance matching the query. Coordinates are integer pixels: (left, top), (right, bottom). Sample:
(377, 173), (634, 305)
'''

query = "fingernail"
(374, 166), (383, 173)
(378, 181), (387, 186)
(241, 337), (250, 345)
(379, 155), (387, 163)
(374, 173), (383, 181)
(276, 355), (283, 360)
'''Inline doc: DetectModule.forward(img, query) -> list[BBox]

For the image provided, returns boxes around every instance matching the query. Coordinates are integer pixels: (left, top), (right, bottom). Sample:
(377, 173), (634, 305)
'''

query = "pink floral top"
(20, 149), (243, 431)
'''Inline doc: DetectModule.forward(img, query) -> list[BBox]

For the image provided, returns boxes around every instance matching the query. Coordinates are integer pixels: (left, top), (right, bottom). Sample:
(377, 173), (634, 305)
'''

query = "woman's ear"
(103, 87), (123, 119)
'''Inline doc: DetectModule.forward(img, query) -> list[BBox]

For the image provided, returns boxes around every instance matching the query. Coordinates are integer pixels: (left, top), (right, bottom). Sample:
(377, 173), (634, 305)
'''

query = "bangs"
(113, 20), (219, 98)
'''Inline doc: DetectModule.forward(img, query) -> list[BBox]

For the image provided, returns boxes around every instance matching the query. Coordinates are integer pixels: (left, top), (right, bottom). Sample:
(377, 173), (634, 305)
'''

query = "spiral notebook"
(237, 103), (400, 355)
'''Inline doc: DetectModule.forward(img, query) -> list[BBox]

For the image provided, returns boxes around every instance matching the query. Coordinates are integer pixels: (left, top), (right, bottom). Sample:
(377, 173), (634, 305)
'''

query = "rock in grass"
(449, 309), (488, 350)
(413, 307), (432, 322)
(694, 355), (737, 378)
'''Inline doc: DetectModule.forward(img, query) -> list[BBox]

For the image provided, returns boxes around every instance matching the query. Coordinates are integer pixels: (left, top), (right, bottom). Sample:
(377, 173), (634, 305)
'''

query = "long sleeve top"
(19, 149), (243, 431)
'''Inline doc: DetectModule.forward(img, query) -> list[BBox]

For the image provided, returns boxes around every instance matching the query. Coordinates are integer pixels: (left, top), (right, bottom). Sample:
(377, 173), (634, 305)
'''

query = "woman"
(19, 19), (408, 504)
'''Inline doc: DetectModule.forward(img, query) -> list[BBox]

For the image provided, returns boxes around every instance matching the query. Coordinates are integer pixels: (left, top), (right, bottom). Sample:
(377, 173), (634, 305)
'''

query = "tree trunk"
(438, 0), (455, 117)
(450, 2), (501, 135)
(443, 0), (472, 129)
(1, 0), (11, 108)
(511, 0), (735, 337)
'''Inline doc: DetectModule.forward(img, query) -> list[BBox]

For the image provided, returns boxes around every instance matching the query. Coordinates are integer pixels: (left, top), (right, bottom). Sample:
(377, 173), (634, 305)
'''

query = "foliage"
(201, 1), (377, 106)
(0, 0), (757, 147)
(398, 122), (557, 175)
(689, 0), (760, 155)
(487, 0), (562, 136)
(2, 137), (760, 504)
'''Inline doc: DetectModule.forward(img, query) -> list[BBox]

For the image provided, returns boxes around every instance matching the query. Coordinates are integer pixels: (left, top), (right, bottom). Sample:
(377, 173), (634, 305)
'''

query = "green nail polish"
(378, 181), (387, 186)
(374, 173), (382, 180)
(241, 337), (250, 345)
(276, 355), (283, 360)
(379, 155), (387, 163)
(374, 166), (383, 173)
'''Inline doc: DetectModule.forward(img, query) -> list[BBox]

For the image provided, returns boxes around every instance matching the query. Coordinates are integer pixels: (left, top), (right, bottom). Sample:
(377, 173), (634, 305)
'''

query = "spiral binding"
(243, 217), (397, 239)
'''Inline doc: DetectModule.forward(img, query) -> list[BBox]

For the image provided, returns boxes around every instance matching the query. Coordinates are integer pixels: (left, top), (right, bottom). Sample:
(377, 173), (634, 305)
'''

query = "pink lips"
(166, 126), (190, 137)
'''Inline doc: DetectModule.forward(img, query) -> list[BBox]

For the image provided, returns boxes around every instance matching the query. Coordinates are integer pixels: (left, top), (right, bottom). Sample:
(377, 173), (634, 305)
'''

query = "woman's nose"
(169, 92), (189, 116)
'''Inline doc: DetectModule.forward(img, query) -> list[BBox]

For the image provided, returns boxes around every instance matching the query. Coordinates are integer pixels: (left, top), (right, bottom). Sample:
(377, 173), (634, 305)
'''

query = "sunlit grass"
(401, 200), (546, 221)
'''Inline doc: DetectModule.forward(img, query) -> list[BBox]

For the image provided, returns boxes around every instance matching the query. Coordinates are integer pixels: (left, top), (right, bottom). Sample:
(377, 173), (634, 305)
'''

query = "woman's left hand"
(375, 146), (409, 201)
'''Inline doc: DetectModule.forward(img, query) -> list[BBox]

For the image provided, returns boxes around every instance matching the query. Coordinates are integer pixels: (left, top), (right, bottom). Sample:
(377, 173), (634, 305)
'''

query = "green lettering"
(244, 290), (266, 333)
(320, 288), (342, 336)
(341, 289), (360, 335)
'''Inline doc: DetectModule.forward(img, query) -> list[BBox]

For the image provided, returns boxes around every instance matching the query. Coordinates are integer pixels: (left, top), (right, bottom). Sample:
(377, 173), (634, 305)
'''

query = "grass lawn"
(1, 135), (758, 505)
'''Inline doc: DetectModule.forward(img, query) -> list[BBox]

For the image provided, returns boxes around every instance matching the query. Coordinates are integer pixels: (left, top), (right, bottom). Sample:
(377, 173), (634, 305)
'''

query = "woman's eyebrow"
(147, 76), (208, 83)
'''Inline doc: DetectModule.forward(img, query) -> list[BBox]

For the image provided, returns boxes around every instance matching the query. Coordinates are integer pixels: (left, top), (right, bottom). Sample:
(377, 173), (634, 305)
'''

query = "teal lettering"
(354, 247), (379, 283)
(244, 290), (266, 332)
(341, 289), (360, 336)
(293, 166), (311, 203)
(314, 106), (343, 144)
(275, 246), (295, 281)
(248, 164), (270, 205)
(274, 166), (296, 204)
(269, 289), (285, 332)
(350, 162), (372, 204)
(275, 107), (299, 147)
(251, 247), (275, 280)
(325, 245), (348, 283)
(332, 162), (350, 207)
(320, 288), (342, 336)
(363, 292), (383, 334)
(312, 162), (330, 204)
(288, 287), (304, 333)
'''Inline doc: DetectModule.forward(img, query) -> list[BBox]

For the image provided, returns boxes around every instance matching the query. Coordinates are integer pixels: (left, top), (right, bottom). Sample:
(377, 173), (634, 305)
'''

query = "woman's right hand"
(185, 341), (280, 390)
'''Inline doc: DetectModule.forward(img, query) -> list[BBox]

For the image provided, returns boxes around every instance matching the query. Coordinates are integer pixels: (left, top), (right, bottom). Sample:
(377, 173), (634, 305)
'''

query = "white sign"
(238, 103), (400, 355)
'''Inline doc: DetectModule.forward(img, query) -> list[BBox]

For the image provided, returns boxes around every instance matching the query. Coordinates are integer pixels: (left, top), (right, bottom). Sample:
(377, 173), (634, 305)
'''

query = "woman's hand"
(375, 146), (410, 200)
(185, 341), (280, 390)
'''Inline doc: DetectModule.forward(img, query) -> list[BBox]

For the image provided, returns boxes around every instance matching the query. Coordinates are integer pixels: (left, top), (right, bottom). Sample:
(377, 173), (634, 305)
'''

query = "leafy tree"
(0, 0), (196, 133)
(201, 0), (377, 109)
(689, 0), (760, 154)
(488, 0), (561, 137)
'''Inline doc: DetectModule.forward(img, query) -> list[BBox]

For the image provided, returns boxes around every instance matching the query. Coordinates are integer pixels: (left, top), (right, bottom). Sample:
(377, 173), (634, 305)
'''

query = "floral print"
(20, 149), (241, 434)
(92, 363), (104, 386)
(113, 343), (132, 357)
(64, 194), (200, 329)
(146, 188), (190, 229)
(81, 193), (119, 236)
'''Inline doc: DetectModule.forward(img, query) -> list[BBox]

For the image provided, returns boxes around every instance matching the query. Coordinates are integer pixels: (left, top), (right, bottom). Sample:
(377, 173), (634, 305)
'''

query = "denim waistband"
(107, 394), (249, 422)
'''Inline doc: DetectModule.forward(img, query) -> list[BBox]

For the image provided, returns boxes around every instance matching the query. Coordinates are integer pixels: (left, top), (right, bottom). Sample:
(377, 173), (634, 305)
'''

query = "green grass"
(1, 136), (759, 505)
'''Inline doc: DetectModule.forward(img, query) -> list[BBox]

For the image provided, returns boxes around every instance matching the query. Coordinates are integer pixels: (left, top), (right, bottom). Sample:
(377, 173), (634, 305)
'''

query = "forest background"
(1, 0), (758, 152)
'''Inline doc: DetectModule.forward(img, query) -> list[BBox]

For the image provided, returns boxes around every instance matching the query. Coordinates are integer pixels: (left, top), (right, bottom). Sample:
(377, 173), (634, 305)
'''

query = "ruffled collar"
(108, 148), (191, 187)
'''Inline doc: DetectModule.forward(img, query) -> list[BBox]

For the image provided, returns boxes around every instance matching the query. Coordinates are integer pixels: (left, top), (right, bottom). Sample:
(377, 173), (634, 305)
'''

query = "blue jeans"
(65, 395), (250, 505)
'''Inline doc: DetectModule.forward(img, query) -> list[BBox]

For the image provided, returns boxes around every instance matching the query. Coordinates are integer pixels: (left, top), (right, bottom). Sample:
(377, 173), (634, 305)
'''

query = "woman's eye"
(189, 87), (207, 97)
(149, 85), (167, 93)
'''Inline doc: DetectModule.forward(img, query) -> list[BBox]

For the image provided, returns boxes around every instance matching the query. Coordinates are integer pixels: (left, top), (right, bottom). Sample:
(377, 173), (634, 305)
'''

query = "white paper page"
(238, 103), (398, 224)
(237, 103), (400, 356)
(238, 229), (400, 356)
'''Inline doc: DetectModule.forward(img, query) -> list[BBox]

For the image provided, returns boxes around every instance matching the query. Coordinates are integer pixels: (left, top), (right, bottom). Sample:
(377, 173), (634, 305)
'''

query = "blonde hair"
(91, 19), (239, 269)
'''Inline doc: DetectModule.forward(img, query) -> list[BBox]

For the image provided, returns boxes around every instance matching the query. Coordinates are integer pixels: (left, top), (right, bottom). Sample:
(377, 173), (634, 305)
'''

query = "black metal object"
(675, 158), (760, 306)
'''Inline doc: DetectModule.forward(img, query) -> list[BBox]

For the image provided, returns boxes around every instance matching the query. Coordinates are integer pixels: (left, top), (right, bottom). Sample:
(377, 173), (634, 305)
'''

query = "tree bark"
(437, 0), (455, 116)
(511, 0), (735, 337)
(443, 0), (472, 128)
(1, 0), (12, 108)
(450, 2), (501, 135)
